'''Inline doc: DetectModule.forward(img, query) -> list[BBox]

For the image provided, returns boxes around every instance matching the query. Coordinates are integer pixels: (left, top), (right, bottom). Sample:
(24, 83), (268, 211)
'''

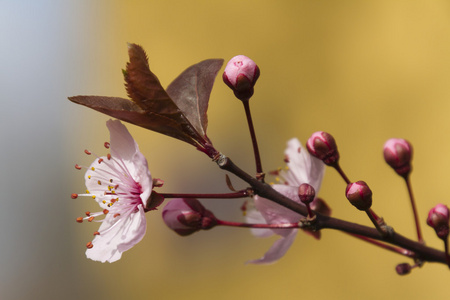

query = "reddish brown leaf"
(69, 44), (223, 155)
(166, 59), (224, 137)
(68, 96), (203, 147)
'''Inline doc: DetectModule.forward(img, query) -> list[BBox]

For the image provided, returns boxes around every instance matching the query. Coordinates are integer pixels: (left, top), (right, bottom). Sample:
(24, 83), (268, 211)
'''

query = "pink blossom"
(73, 120), (153, 263)
(383, 138), (412, 176)
(306, 131), (339, 166)
(247, 138), (325, 264)
(427, 204), (449, 228)
(223, 55), (260, 101)
(345, 181), (372, 211)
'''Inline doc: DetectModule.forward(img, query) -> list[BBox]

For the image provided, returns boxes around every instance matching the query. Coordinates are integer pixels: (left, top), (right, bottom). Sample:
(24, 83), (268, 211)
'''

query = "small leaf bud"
(345, 181), (373, 211)
(306, 131), (339, 166)
(395, 263), (412, 275)
(383, 138), (412, 177)
(223, 55), (260, 101)
(298, 183), (315, 205)
(162, 198), (217, 236)
(427, 204), (450, 240)
(311, 197), (332, 217)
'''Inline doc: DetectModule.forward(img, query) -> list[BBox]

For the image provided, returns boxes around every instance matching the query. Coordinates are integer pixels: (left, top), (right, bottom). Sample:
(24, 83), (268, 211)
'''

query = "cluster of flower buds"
(223, 55), (260, 101)
(306, 131), (340, 166)
(162, 198), (218, 236)
(383, 138), (413, 178)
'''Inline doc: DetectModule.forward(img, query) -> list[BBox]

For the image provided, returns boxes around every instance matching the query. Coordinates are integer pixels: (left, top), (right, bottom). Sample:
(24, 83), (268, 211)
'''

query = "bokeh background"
(2, 1), (450, 299)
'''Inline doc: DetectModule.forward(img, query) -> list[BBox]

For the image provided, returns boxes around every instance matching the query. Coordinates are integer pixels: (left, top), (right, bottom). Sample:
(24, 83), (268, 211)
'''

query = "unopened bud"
(162, 198), (217, 236)
(427, 204), (450, 240)
(346, 181), (372, 211)
(223, 55), (260, 101)
(395, 263), (412, 275)
(306, 131), (339, 166)
(298, 183), (315, 204)
(383, 138), (412, 177)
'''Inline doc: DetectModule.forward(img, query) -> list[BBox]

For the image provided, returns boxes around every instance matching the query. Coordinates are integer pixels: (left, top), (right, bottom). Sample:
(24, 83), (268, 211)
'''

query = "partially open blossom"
(162, 198), (217, 236)
(223, 55), (260, 101)
(383, 138), (412, 177)
(345, 181), (373, 211)
(306, 131), (339, 166)
(72, 120), (156, 263)
(427, 204), (450, 240)
(246, 138), (325, 264)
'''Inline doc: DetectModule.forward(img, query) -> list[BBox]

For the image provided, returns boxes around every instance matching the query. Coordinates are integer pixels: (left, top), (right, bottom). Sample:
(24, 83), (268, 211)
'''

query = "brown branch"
(217, 155), (446, 264)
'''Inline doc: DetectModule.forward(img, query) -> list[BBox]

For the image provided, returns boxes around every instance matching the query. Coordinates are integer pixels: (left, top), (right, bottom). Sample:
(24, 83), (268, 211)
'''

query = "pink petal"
(254, 185), (303, 231)
(245, 208), (274, 238)
(283, 138), (325, 192)
(246, 230), (298, 264)
(106, 119), (152, 205)
(86, 205), (147, 263)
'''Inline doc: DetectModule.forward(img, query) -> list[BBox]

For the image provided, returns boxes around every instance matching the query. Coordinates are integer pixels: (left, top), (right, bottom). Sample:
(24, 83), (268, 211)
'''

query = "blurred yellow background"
(2, 0), (450, 299)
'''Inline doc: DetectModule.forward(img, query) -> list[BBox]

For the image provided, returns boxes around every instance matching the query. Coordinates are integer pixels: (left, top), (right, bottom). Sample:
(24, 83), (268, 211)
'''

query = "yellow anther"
(102, 200), (106, 204)
(275, 177), (280, 182)
(91, 167), (95, 171)
(97, 180), (101, 185)
(86, 190), (89, 193)
(92, 195), (96, 199)
(88, 175), (91, 179)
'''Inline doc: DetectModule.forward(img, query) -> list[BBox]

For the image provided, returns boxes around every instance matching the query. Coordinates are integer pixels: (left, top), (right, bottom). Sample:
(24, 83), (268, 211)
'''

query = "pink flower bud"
(162, 198), (217, 236)
(427, 204), (449, 240)
(306, 131), (339, 166)
(345, 181), (372, 211)
(298, 183), (315, 204)
(383, 138), (412, 177)
(223, 55), (260, 101)
(395, 263), (412, 275)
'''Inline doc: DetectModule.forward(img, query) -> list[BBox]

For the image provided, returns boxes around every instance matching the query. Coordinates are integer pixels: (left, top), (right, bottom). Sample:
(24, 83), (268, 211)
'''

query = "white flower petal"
(245, 207), (274, 238)
(86, 205), (147, 263)
(106, 119), (152, 206)
(254, 185), (303, 232)
(246, 138), (325, 264)
(283, 138), (325, 192)
(247, 230), (298, 264)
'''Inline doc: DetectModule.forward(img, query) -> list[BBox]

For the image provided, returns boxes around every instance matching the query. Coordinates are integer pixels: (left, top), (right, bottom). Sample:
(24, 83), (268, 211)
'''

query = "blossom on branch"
(223, 55), (260, 101)
(72, 120), (157, 263)
(247, 138), (325, 264)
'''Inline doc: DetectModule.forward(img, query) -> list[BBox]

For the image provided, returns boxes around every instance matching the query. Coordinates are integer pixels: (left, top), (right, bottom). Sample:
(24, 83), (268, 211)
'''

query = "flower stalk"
(404, 175), (424, 243)
(159, 189), (252, 199)
(243, 100), (264, 181)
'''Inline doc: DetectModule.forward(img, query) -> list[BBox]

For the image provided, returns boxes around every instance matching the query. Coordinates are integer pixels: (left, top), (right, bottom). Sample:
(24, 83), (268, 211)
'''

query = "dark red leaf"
(69, 44), (223, 155)
(166, 59), (224, 136)
(68, 96), (203, 147)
